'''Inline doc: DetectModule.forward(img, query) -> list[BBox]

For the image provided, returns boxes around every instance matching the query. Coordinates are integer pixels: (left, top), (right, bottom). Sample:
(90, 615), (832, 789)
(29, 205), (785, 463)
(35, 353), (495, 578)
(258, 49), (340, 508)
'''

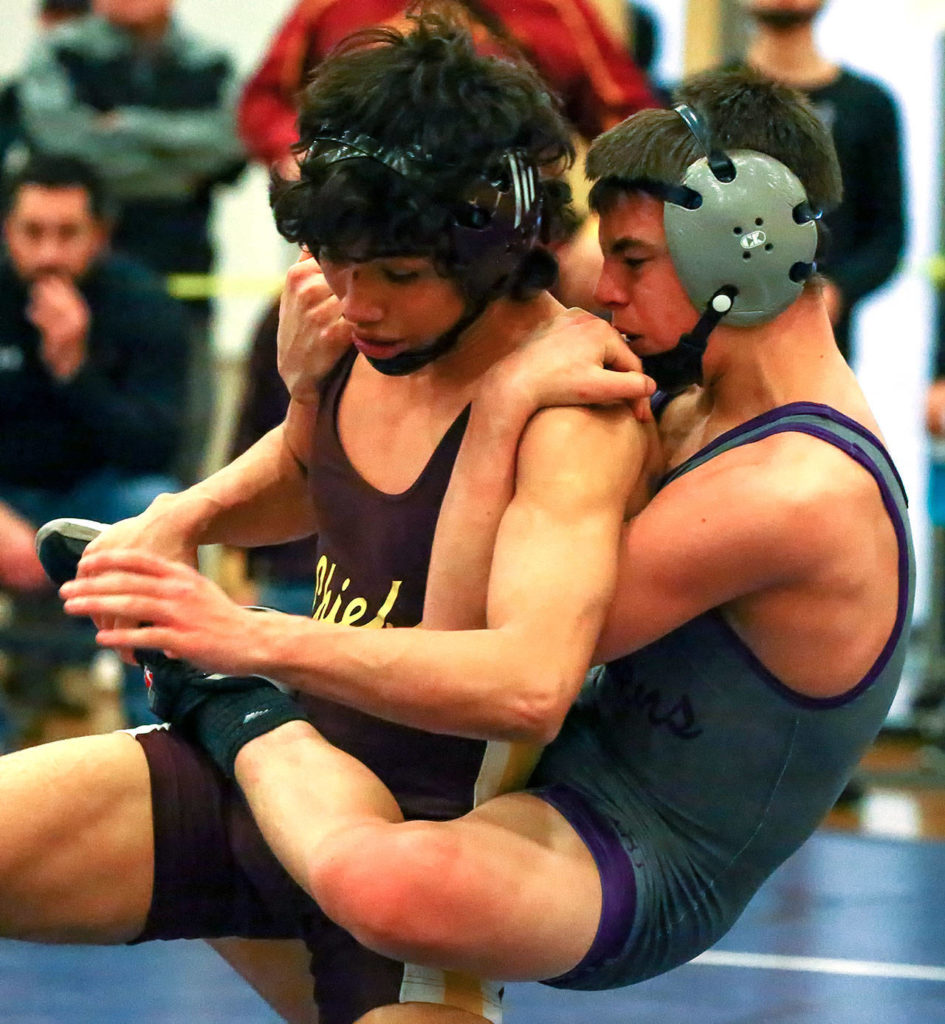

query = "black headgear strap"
(365, 303), (486, 376)
(640, 286), (736, 393)
(674, 103), (736, 183)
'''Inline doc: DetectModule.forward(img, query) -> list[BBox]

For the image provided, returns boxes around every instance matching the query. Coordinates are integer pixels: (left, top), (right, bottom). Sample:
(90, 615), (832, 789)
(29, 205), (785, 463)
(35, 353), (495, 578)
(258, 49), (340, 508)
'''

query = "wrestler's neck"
(746, 29), (838, 90)
(696, 288), (858, 424)
(420, 289), (564, 386)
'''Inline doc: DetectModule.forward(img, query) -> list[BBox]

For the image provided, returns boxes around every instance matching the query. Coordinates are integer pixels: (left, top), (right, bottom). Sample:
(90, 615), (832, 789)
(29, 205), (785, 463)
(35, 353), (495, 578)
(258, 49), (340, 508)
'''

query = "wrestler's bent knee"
(310, 824), (466, 964)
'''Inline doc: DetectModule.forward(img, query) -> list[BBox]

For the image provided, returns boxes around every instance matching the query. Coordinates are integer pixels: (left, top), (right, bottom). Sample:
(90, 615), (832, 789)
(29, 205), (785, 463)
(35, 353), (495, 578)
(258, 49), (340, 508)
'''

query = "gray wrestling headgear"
(304, 131), (543, 375)
(641, 104), (820, 391)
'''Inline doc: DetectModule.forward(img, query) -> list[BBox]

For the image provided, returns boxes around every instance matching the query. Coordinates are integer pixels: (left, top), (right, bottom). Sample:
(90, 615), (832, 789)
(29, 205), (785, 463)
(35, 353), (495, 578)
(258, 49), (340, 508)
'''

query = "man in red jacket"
(239, 0), (657, 175)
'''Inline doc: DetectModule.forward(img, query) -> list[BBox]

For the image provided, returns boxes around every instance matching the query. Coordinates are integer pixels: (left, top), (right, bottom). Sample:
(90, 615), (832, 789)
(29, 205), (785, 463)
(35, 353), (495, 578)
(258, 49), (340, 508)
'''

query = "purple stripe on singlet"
(708, 422), (912, 709)
(649, 390), (674, 420)
(660, 401), (908, 500)
(532, 783), (636, 986)
(666, 403), (912, 711)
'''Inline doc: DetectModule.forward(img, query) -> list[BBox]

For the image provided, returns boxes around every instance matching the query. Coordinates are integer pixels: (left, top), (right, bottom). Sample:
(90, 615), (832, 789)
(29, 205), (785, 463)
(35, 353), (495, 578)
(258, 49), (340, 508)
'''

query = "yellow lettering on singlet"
(364, 579), (402, 629)
(313, 554), (402, 629)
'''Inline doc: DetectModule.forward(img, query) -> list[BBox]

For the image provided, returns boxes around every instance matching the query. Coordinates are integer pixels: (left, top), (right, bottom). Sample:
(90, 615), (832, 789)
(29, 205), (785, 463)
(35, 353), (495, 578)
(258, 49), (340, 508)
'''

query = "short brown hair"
(587, 68), (842, 219)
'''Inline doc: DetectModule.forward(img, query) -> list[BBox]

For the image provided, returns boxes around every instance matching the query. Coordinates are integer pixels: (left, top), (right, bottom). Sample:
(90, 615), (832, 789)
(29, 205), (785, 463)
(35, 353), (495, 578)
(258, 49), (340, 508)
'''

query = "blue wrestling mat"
(3, 830), (945, 1023)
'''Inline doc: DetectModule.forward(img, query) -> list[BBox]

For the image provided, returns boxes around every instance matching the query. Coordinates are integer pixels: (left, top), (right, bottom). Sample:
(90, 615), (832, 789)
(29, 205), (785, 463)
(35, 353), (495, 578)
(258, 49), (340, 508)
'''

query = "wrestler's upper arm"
(595, 440), (846, 661)
(484, 404), (648, 713)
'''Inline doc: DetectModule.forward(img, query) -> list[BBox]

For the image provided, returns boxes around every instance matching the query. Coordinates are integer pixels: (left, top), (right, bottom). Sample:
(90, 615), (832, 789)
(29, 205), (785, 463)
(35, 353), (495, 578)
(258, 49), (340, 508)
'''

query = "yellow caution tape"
(929, 256), (945, 288)
(166, 273), (285, 300)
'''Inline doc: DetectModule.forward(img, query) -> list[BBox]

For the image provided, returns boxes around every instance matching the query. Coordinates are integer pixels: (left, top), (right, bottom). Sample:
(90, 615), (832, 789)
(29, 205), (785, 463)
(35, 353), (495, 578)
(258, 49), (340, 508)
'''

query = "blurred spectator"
(625, 2), (672, 106)
(928, 295), (945, 441)
(17, 0), (244, 280)
(238, 0), (656, 175)
(219, 300), (317, 618)
(0, 0), (92, 174)
(742, 0), (906, 363)
(915, 293), (945, 730)
(0, 153), (187, 729)
(36, 0), (92, 27)
(17, 0), (246, 481)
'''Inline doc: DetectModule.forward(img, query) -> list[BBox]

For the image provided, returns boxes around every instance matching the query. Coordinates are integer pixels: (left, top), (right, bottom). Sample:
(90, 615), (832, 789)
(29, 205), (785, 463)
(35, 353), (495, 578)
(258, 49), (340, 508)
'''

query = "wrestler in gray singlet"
(532, 402), (915, 989)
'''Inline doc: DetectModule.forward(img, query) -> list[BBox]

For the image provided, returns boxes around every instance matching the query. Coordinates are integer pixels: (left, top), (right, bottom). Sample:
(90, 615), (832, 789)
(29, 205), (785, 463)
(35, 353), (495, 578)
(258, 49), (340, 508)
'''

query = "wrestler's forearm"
(158, 422), (317, 550)
(258, 407), (641, 743)
(259, 615), (581, 743)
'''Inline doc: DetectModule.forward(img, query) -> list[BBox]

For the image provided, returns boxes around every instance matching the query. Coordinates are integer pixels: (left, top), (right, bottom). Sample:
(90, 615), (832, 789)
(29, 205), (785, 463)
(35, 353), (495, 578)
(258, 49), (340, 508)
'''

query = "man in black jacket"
(742, 0), (906, 363)
(0, 154), (186, 726)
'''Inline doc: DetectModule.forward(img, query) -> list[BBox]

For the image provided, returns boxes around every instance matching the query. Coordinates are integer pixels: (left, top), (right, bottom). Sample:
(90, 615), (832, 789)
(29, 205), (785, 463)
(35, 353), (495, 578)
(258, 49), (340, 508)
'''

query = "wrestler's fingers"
(95, 625), (179, 658)
(284, 254), (325, 295)
(560, 306), (599, 324)
(322, 315), (354, 348)
(60, 569), (173, 600)
(62, 592), (173, 623)
(586, 366), (655, 406)
(631, 396), (654, 423)
(69, 549), (191, 579)
(600, 333), (645, 373)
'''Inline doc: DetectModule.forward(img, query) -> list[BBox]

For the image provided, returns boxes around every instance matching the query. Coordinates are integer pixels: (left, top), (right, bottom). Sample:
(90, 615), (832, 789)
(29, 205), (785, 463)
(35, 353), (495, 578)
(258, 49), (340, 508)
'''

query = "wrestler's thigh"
(425, 792), (602, 978)
(0, 732), (153, 943)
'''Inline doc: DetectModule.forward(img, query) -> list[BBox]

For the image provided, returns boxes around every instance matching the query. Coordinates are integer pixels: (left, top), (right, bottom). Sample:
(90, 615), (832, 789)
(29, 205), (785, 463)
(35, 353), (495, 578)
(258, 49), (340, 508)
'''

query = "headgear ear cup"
(638, 104), (820, 392)
(451, 151), (543, 299)
(304, 132), (543, 299)
(665, 104), (819, 326)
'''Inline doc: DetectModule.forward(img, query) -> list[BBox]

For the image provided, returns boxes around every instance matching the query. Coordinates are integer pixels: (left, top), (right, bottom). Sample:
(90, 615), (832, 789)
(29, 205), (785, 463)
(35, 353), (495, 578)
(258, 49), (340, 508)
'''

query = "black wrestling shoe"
(142, 602), (294, 723)
(34, 518), (107, 586)
(142, 652), (265, 723)
(143, 651), (306, 776)
(35, 517), (165, 667)
(35, 517), (302, 772)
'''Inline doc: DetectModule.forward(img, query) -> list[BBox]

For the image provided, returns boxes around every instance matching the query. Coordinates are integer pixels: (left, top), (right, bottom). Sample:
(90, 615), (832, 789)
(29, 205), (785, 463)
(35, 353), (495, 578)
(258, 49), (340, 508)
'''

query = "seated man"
(61, 69), (911, 1020)
(0, 153), (185, 728)
(17, 0), (247, 482)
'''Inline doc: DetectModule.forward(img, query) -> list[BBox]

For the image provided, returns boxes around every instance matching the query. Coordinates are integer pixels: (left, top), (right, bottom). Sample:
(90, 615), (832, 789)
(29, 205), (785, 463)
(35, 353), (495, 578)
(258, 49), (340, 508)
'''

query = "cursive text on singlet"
(312, 554), (402, 628)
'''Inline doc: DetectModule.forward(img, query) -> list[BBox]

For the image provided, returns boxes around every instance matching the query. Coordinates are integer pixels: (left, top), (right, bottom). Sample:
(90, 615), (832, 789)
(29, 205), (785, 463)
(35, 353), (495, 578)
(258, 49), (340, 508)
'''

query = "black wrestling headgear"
(303, 131), (543, 375)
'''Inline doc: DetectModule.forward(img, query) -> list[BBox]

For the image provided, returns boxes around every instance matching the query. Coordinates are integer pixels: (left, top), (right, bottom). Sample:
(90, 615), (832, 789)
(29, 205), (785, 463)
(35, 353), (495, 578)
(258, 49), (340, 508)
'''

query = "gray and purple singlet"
(531, 402), (915, 990)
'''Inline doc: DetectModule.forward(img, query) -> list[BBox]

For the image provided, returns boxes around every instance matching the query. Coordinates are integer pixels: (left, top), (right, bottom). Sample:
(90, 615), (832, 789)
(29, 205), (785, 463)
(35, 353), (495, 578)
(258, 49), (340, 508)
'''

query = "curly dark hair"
(271, 6), (576, 301)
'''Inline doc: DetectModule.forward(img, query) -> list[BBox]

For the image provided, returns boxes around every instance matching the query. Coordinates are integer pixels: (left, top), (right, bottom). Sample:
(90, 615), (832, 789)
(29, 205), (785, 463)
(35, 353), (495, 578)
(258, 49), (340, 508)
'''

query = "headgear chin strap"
(305, 131), (544, 375)
(641, 287), (735, 393)
(363, 303), (484, 376)
(644, 104), (819, 392)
